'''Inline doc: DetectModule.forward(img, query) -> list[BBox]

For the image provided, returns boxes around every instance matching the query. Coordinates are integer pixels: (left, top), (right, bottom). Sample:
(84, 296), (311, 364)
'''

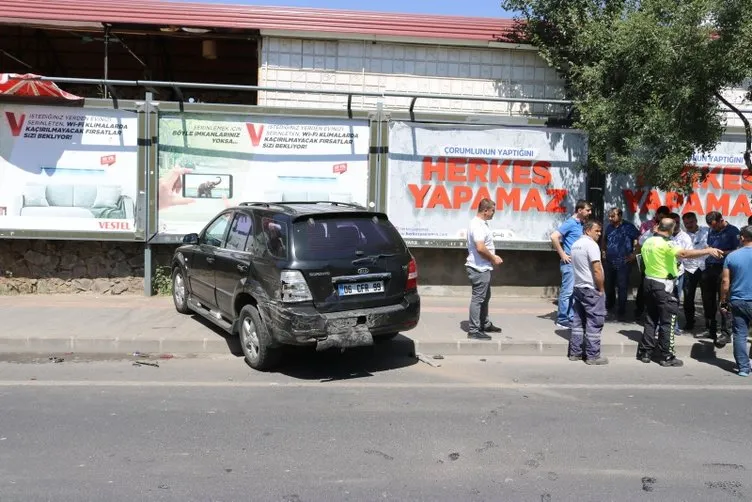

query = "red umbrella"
(0, 73), (83, 103)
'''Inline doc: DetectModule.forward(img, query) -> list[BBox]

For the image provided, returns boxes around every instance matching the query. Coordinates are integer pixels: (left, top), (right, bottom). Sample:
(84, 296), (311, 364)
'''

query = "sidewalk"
(0, 293), (723, 359)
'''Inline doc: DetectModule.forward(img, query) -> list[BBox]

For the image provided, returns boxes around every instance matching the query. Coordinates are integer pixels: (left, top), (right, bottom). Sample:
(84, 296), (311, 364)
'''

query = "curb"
(0, 336), (718, 359)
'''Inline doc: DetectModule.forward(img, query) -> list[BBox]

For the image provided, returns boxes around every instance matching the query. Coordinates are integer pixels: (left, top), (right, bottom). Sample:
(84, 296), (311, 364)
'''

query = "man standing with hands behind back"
(465, 198), (504, 340)
(569, 220), (609, 365)
(550, 199), (593, 329)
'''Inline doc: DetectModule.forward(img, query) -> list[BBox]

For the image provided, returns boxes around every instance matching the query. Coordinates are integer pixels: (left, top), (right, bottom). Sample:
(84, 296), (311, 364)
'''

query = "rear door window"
(262, 217), (289, 259)
(293, 215), (405, 260)
(225, 212), (253, 251)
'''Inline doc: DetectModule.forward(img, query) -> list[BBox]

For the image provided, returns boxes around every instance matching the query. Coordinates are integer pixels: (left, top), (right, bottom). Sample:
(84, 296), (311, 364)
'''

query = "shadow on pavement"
(691, 340), (738, 374)
(274, 335), (418, 382)
(618, 329), (643, 343)
(191, 315), (243, 357)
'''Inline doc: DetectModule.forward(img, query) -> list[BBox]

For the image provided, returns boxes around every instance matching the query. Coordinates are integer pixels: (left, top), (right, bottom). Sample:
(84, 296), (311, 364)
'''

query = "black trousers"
(638, 278), (679, 361)
(701, 264), (732, 336)
(682, 269), (703, 327)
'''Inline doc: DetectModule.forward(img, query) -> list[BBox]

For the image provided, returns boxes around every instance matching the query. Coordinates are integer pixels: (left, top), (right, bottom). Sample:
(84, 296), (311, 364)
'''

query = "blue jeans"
(605, 259), (631, 316)
(731, 300), (752, 374)
(557, 261), (574, 326)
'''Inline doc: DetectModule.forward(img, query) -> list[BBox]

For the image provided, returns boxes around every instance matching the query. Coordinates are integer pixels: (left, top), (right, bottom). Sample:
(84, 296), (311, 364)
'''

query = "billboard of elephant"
(156, 113), (370, 236)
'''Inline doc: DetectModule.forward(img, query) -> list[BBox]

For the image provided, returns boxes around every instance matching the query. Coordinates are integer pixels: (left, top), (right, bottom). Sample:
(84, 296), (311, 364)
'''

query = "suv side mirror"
(182, 233), (199, 244)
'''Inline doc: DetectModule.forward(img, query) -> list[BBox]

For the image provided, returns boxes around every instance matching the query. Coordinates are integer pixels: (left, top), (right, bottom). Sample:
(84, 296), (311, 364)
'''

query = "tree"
(500, 0), (752, 191)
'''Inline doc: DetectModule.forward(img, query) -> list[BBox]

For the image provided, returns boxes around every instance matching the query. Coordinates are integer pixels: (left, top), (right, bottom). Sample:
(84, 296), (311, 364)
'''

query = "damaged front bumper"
(258, 293), (420, 350)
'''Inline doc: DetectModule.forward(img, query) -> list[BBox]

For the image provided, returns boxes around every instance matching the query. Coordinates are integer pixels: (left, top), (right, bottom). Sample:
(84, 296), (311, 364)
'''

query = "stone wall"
(0, 240), (145, 295)
(0, 240), (574, 296)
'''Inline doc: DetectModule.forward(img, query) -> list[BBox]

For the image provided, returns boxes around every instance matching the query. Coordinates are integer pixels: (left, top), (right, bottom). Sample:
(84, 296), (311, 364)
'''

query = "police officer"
(636, 218), (724, 367)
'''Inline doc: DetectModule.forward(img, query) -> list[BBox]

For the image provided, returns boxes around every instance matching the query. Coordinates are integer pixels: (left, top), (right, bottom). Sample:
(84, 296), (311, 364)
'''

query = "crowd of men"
(550, 201), (752, 372)
(464, 197), (752, 374)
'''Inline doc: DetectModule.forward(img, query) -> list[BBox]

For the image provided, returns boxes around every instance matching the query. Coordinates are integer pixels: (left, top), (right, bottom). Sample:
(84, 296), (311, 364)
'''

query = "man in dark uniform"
(636, 218), (723, 367)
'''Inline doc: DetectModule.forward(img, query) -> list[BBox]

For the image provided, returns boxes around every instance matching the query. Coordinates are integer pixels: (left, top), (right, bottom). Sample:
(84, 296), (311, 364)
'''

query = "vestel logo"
(5, 112), (26, 137)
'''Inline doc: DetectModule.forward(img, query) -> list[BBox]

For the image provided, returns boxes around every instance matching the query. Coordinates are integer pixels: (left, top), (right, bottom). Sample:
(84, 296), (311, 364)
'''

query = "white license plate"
(337, 281), (384, 296)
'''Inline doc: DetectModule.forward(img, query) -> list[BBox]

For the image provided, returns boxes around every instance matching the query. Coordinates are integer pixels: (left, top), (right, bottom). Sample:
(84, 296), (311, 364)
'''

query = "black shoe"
(714, 332), (731, 349)
(659, 357), (684, 367)
(483, 323), (502, 333)
(684, 321), (695, 331)
(467, 332), (492, 340)
(637, 352), (652, 364)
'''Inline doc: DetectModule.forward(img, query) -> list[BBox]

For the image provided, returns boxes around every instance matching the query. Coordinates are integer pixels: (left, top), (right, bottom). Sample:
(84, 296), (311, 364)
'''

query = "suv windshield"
(292, 215), (406, 260)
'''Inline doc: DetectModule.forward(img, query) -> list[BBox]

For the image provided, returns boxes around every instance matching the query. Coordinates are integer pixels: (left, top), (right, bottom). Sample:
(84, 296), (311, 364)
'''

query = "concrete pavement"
(0, 291), (731, 361)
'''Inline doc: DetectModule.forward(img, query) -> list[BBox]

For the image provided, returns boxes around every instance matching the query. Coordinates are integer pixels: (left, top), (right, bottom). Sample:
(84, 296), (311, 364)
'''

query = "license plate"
(337, 280), (384, 296)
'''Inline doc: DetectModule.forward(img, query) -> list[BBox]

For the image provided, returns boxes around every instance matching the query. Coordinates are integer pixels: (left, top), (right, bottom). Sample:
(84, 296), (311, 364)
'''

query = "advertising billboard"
(605, 135), (752, 229)
(156, 113), (370, 236)
(0, 104), (139, 235)
(386, 121), (589, 247)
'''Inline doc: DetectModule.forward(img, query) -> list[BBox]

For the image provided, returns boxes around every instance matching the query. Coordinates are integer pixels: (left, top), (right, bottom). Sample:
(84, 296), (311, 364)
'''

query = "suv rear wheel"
(239, 305), (281, 371)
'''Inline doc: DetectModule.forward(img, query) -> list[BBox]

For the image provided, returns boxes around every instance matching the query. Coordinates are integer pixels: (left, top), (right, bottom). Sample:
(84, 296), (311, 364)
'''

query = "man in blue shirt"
(720, 225), (752, 377)
(702, 211), (740, 347)
(550, 199), (593, 329)
(601, 207), (639, 321)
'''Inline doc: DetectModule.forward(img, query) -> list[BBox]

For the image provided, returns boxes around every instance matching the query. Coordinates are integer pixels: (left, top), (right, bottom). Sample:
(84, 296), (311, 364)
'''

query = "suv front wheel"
(172, 267), (191, 314)
(238, 305), (281, 371)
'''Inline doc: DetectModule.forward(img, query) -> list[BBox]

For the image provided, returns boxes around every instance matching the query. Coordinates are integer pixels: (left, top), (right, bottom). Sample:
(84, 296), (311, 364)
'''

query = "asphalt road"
(1, 350), (751, 502)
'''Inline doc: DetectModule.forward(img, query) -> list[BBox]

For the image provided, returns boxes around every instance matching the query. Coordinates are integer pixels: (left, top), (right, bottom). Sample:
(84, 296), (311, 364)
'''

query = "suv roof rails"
(239, 201), (366, 209)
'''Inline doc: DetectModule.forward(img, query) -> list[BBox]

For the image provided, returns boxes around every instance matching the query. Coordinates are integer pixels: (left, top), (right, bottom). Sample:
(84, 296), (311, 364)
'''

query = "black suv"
(170, 201), (420, 370)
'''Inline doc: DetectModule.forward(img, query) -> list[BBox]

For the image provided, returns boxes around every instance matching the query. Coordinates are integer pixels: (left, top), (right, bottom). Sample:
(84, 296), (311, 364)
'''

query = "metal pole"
(103, 24), (110, 99)
(143, 90), (153, 296)
(375, 98), (384, 212)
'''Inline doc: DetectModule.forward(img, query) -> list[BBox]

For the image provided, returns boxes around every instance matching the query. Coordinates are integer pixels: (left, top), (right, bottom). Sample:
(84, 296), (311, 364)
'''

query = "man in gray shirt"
(568, 219), (609, 365)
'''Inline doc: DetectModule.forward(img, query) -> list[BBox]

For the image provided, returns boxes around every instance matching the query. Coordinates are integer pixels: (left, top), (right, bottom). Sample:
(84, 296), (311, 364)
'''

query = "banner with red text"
(157, 113), (369, 235)
(0, 104), (139, 235)
(605, 135), (752, 229)
(386, 121), (588, 246)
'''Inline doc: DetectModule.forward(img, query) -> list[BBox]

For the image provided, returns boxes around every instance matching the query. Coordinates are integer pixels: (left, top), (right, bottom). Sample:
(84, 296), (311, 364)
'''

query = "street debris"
(48, 357), (64, 363)
(448, 452), (460, 461)
(159, 354), (175, 360)
(132, 360), (159, 368)
(416, 352), (441, 367)
(432, 354), (444, 360)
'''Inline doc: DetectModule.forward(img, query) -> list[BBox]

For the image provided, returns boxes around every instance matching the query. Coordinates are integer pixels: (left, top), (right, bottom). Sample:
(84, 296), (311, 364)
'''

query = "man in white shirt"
(568, 219), (609, 365)
(681, 212), (709, 331)
(465, 198), (504, 340)
(668, 212), (693, 335)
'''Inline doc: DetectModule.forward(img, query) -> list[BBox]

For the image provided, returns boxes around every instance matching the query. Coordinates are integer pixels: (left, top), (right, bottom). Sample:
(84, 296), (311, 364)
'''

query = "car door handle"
(206, 256), (215, 264)
(237, 264), (248, 273)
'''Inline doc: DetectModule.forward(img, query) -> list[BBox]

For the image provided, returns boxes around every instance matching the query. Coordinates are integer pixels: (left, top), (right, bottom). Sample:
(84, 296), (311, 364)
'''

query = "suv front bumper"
(259, 293), (420, 348)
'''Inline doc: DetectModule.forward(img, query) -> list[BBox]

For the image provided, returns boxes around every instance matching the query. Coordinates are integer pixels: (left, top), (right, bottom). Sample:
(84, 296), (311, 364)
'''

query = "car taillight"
(405, 257), (418, 291)
(280, 270), (313, 303)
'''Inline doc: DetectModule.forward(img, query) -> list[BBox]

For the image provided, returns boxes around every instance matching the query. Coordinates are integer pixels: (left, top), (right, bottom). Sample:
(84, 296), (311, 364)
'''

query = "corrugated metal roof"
(0, 0), (516, 43)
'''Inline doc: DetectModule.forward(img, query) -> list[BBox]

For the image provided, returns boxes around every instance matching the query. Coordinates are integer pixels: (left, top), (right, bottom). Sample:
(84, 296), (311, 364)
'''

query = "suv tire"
(239, 305), (281, 371)
(172, 267), (191, 314)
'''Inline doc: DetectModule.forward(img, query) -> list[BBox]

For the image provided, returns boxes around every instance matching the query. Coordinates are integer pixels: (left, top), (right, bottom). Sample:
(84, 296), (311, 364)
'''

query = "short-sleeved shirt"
(466, 216), (494, 272)
(706, 223), (740, 266)
(724, 247), (752, 301)
(684, 227), (709, 273)
(604, 221), (639, 261)
(557, 216), (584, 255)
(641, 235), (680, 279)
(670, 230), (693, 276)
(571, 235), (601, 289)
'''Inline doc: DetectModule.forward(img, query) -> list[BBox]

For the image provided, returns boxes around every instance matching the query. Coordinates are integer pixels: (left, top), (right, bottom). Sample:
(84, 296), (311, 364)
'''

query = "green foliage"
(501, 0), (752, 191)
(152, 266), (172, 296)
